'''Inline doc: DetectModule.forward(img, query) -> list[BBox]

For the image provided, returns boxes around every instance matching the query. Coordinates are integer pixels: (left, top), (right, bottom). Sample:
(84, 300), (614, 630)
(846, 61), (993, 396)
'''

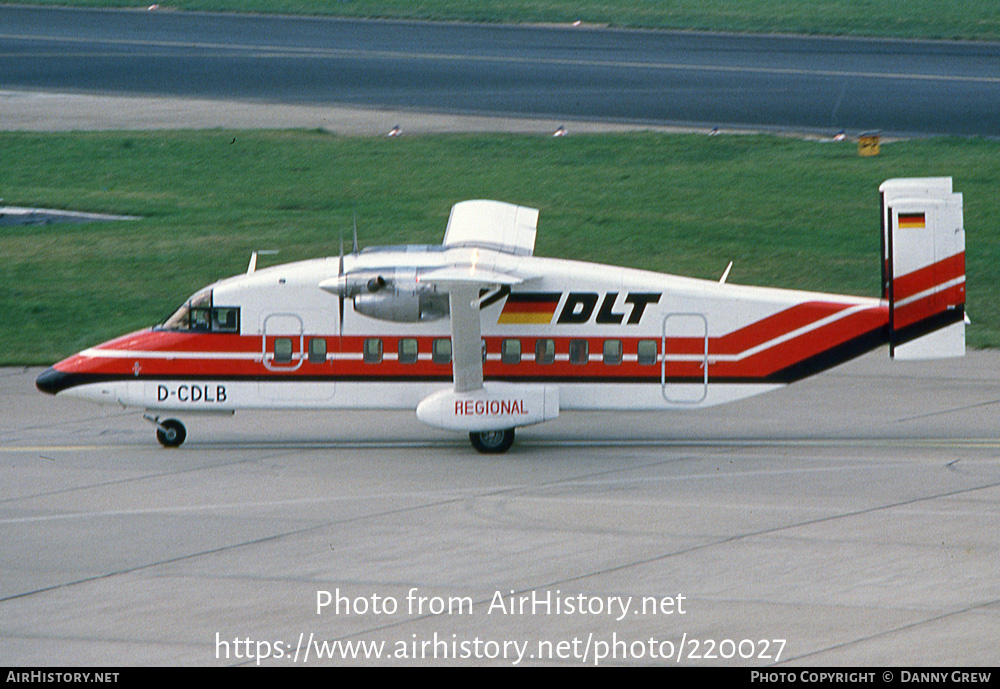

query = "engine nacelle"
(353, 288), (447, 323)
(321, 267), (449, 322)
(416, 383), (560, 432)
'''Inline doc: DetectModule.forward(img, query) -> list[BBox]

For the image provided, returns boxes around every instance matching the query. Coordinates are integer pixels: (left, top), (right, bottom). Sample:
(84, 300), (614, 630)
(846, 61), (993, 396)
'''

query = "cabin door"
(259, 312), (336, 404)
(661, 312), (709, 404)
(262, 313), (304, 373)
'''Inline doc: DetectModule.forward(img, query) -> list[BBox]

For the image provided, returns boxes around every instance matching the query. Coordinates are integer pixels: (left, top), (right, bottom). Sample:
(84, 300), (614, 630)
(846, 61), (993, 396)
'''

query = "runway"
(2, 350), (998, 665)
(3, 5), (1000, 136)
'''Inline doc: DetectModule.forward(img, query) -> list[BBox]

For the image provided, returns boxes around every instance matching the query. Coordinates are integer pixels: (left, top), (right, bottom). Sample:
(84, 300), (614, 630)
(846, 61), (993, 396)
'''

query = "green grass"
(10, 0), (1000, 41)
(1, 130), (997, 365)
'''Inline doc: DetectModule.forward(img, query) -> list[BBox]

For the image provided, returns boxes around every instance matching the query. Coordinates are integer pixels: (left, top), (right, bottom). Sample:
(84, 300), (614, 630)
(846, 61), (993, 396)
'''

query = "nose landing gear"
(144, 414), (187, 448)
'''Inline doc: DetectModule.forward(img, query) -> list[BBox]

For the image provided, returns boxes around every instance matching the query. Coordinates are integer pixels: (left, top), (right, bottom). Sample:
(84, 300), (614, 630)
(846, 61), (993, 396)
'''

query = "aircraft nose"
(36, 367), (70, 395)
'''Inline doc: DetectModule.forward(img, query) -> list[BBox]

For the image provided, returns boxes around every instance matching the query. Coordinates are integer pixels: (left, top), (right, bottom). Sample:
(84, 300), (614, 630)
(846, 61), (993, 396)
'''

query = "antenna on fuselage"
(719, 260), (734, 284)
(247, 249), (279, 275)
(352, 212), (359, 254)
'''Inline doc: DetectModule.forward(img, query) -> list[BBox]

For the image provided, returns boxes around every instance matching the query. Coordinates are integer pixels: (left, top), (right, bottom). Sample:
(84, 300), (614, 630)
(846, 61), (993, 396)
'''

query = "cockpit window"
(212, 307), (239, 332)
(190, 306), (211, 331)
(158, 289), (240, 333)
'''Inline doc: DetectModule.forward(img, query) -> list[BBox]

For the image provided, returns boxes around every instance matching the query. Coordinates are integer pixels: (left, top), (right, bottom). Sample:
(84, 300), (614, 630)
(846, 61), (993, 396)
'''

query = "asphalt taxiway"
(4, 5), (1000, 136)
(1, 350), (997, 665)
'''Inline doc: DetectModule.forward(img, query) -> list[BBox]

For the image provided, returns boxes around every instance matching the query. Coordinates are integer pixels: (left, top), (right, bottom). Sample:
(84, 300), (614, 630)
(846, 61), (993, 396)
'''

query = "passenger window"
(482, 339), (487, 364)
(363, 338), (383, 364)
(637, 339), (658, 365)
(535, 339), (555, 365)
(501, 339), (521, 365)
(433, 338), (452, 364)
(274, 338), (293, 364)
(603, 339), (622, 365)
(308, 338), (327, 364)
(399, 338), (418, 364)
(569, 339), (589, 365)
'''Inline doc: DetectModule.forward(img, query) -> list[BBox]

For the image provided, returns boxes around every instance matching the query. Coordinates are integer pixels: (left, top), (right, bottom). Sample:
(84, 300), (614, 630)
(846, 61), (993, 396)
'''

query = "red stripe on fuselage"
(54, 300), (890, 383)
(94, 329), (259, 353)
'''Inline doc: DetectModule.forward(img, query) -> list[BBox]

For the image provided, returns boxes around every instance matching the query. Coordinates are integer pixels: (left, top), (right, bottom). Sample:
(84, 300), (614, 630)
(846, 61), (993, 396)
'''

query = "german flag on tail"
(897, 212), (926, 229)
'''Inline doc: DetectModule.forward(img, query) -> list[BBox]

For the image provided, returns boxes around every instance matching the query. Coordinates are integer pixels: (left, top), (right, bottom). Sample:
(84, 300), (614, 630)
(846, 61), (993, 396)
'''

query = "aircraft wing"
(417, 265), (528, 287)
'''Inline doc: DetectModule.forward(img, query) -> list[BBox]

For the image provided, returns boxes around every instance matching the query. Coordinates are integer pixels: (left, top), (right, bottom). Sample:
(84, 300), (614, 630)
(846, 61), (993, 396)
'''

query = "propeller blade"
(338, 231), (345, 337)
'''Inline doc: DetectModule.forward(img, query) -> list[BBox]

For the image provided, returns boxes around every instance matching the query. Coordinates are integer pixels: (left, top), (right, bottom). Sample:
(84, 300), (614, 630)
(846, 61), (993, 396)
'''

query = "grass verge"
(9, 1), (1000, 41)
(1, 130), (996, 365)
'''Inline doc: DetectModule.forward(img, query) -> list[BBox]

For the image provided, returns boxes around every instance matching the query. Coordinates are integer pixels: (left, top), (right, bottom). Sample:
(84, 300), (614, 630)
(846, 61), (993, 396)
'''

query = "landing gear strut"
(144, 414), (187, 448)
(469, 428), (515, 454)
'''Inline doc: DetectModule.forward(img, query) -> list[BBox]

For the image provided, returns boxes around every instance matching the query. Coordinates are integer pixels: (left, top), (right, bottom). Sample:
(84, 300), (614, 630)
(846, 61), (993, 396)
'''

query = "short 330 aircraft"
(37, 177), (966, 452)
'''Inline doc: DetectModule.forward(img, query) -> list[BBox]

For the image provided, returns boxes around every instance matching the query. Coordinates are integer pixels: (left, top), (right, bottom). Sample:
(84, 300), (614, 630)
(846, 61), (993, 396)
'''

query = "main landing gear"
(469, 428), (515, 454)
(144, 414), (187, 448)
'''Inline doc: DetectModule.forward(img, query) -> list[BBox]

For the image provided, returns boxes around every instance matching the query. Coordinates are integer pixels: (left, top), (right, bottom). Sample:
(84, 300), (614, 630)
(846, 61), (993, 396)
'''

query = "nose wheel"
(469, 428), (515, 454)
(145, 414), (187, 448)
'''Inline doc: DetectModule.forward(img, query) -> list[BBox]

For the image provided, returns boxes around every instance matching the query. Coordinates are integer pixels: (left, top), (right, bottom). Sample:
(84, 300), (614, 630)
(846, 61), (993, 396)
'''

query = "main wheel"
(156, 418), (187, 448)
(469, 428), (515, 454)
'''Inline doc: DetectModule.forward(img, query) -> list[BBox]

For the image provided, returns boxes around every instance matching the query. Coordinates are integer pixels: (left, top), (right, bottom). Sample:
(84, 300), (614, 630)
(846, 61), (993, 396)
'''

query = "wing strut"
(448, 285), (483, 393)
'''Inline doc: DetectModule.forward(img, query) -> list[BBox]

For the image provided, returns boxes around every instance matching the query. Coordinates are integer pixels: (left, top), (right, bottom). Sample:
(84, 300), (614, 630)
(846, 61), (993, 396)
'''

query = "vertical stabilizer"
(880, 178), (965, 360)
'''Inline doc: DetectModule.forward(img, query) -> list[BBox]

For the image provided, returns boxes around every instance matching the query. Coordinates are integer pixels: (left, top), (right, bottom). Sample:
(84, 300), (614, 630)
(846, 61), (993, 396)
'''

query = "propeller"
(337, 213), (362, 335)
(338, 231), (345, 337)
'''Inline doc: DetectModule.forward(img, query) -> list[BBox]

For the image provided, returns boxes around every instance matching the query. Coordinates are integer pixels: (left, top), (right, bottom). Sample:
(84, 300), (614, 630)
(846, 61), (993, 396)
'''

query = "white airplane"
(36, 177), (966, 453)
